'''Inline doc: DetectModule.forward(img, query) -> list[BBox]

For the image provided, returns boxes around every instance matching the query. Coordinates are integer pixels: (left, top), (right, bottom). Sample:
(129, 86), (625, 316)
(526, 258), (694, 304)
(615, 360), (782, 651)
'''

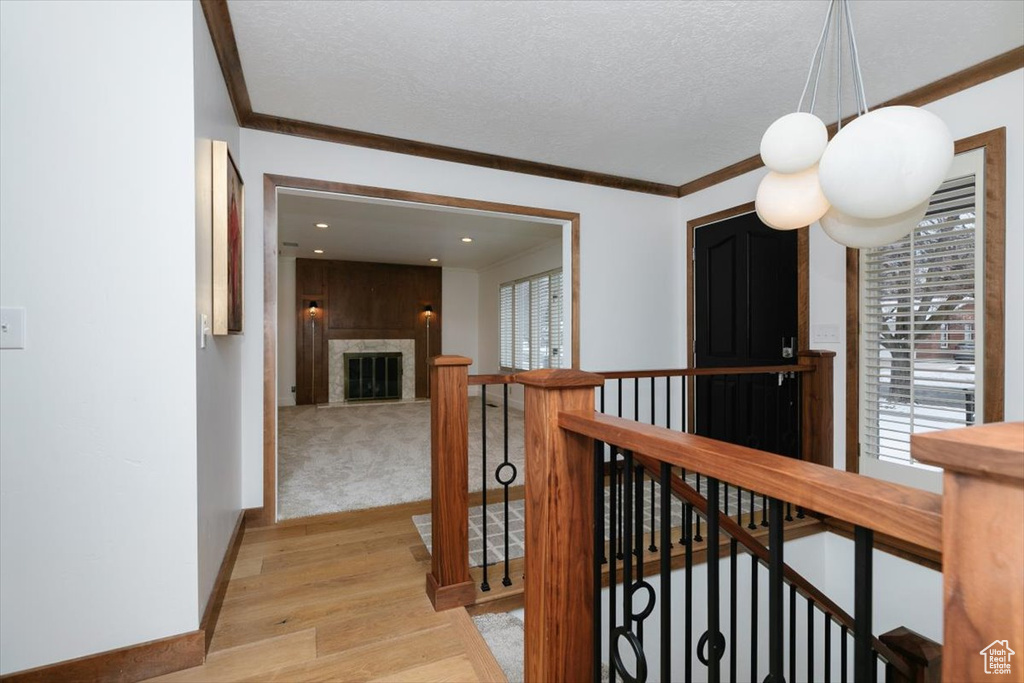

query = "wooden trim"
(677, 47), (1024, 196)
(559, 409), (943, 551)
(0, 630), (205, 683)
(198, 510), (246, 652)
(879, 627), (942, 683)
(248, 114), (678, 197)
(798, 350), (835, 466)
(913, 422), (1022, 483)
(263, 176), (582, 523)
(445, 609), (509, 683)
(845, 248), (860, 473)
(468, 373), (517, 385)
(594, 364), (814, 380)
(845, 128), (1007, 474)
(261, 175), (278, 527)
(198, 0), (252, 126)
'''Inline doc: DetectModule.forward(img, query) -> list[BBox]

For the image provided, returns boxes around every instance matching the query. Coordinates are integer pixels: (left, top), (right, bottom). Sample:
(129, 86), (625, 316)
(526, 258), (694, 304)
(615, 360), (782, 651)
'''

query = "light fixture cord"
(799, 0), (837, 113)
(835, 0), (843, 130)
(844, 0), (868, 114)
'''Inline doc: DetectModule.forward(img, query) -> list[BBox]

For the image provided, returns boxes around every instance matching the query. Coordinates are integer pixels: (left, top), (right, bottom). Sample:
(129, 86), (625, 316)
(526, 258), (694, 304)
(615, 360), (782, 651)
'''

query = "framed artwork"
(213, 140), (244, 335)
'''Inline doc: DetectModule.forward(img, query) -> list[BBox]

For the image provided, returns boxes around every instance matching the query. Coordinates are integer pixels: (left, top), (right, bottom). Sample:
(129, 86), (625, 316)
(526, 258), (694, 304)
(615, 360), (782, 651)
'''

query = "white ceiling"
(230, 0), (1023, 185)
(277, 189), (562, 269)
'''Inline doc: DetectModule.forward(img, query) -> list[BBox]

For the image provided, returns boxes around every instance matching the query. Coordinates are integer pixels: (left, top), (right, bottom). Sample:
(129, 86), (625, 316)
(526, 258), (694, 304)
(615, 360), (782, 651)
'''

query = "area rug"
(277, 398), (526, 520)
(412, 474), (763, 568)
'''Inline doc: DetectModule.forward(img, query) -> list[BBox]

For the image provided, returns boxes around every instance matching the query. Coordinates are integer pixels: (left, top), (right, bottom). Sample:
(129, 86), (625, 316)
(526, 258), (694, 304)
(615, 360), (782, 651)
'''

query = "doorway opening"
(262, 176), (580, 525)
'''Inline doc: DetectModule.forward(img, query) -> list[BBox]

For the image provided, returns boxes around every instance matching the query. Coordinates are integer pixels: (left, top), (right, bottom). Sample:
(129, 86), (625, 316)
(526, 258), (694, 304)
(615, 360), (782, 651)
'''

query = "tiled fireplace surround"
(327, 339), (416, 403)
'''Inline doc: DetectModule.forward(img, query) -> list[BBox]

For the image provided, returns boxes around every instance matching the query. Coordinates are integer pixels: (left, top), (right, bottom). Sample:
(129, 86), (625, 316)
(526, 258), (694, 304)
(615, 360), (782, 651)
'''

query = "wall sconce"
(308, 301), (319, 404)
(424, 305), (433, 398)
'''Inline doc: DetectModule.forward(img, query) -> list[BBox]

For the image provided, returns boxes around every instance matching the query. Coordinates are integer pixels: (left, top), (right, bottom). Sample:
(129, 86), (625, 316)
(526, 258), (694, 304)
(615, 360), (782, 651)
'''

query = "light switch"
(811, 323), (840, 344)
(0, 308), (26, 349)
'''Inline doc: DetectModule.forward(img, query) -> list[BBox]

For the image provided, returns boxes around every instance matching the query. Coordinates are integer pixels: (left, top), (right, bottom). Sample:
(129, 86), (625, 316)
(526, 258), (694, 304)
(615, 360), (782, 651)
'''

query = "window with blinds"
(860, 149), (984, 466)
(499, 269), (564, 371)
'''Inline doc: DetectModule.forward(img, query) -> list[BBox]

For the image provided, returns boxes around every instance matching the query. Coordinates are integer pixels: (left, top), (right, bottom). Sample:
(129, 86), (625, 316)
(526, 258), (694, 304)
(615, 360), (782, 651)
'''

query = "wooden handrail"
(559, 410), (942, 551)
(593, 364), (814, 380)
(467, 373), (516, 386)
(633, 452), (913, 678)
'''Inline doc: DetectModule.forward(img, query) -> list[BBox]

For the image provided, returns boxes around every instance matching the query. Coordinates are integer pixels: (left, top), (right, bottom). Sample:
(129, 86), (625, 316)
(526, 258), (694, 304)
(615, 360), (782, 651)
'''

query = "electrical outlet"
(812, 323), (840, 343)
(291, 386), (296, 393)
(0, 308), (25, 349)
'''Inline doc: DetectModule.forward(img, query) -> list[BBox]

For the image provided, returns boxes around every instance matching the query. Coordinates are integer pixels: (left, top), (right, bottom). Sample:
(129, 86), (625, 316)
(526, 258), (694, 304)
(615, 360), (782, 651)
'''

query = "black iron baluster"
(634, 464), (644, 644)
(501, 383), (513, 587)
(480, 387), (490, 592)
(623, 451), (634, 656)
(707, 477), (721, 683)
(660, 462), (671, 683)
(694, 473), (703, 542)
(685, 502), (693, 683)
(790, 583), (797, 683)
(650, 376), (655, 426)
(750, 554), (758, 683)
(609, 450), (618, 683)
(872, 652), (880, 683)
(768, 498), (784, 683)
(736, 487), (744, 527)
(679, 468), (687, 546)
(786, 501), (793, 522)
(616, 453), (624, 561)
(807, 599), (815, 683)
(841, 625), (849, 683)
(600, 383), (605, 414)
(618, 378), (623, 418)
(855, 526), (874, 683)
(748, 489), (757, 530)
(593, 440), (604, 682)
(825, 613), (832, 683)
(761, 493), (769, 527)
(648, 474), (657, 553)
(730, 538), (737, 683)
(634, 377), (639, 422)
(666, 376), (672, 430)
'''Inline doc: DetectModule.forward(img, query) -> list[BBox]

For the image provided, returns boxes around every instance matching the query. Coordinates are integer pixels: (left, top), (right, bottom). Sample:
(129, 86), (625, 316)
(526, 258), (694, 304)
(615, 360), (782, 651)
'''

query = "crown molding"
(200, 2), (1023, 200)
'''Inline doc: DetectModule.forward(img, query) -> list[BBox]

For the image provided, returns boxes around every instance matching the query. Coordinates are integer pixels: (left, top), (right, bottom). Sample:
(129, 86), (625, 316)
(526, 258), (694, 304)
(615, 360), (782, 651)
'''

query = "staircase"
(424, 356), (1023, 682)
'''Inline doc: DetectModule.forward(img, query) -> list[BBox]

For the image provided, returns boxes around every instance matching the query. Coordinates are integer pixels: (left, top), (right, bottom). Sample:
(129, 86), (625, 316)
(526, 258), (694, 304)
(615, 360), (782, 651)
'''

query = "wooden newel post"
(798, 350), (835, 467)
(425, 355), (474, 611)
(879, 626), (942, 683)
(914, 422), (1024, 683)
(517, 368), (604, 683)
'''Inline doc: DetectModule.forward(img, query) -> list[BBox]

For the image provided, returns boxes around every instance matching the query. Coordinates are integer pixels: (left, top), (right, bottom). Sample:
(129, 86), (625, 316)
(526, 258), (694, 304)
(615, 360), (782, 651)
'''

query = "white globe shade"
(818, 200), (929, 248)
(755, 165), (831, 231)
(760, 112), (829, 174)
(818, 106), (953, 219)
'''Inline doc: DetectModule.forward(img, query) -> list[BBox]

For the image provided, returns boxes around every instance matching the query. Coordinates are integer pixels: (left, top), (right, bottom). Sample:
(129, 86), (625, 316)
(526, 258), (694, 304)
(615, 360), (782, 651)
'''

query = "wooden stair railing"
(633, 451), (915, 680)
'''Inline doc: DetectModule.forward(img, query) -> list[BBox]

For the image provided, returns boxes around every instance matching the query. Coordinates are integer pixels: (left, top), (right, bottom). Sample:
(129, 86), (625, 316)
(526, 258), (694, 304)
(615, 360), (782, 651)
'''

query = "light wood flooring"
(147, 501), (506, 683)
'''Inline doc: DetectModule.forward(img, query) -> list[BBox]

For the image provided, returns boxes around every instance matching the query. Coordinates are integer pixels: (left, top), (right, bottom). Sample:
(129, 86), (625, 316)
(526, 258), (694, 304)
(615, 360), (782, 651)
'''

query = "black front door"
(693, 211), (799, 456)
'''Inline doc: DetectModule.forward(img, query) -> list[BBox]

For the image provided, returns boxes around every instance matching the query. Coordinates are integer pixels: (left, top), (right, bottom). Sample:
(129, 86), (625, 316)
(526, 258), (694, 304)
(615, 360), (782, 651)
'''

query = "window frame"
(499, 267), (564, 372)
(845, 127), (1006, 474)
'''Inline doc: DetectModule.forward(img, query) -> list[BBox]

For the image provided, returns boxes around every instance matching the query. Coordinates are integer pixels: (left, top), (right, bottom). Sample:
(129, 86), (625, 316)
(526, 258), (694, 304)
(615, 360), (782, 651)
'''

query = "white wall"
(237, 129), (680, 508)
(194, 0), (243, 619)
(678, 69), (1024, 492)
(441, 268), (480, 374)
(0, 1), (199, 674)
(277, 257), (296, 406)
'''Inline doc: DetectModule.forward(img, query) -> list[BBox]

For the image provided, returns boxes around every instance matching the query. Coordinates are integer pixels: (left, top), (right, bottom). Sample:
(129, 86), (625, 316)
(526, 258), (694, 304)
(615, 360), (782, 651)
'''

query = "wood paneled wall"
(295, 259), (442, 403)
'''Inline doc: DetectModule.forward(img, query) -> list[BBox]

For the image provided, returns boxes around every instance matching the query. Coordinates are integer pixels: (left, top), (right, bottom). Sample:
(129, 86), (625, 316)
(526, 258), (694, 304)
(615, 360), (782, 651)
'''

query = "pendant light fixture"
(755, 0), (953, 248)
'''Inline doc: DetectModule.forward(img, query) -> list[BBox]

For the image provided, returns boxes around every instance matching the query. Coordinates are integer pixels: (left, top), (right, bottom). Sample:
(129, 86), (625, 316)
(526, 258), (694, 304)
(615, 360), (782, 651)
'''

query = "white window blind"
(499, 269), (564, 371)
(860, 149), (984, 467)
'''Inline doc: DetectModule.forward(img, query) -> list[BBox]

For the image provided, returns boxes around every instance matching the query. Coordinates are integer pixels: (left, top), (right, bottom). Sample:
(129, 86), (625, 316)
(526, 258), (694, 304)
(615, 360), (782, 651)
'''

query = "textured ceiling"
(230, 1), (1023, 185)
(278, 189), (561, 269)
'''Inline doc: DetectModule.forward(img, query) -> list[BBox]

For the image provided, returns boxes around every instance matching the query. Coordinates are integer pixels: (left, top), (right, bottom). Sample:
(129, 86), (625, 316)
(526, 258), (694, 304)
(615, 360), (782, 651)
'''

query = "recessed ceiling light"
(461, 237), (473, 243)
(313, 249), (324, 254)
(315, 222), (329, 229)
(429, 258), (439, 262)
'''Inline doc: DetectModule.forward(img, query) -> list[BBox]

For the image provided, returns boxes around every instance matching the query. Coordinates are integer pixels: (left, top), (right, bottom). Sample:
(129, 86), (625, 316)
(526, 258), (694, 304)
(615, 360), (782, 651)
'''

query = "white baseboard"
(278, 395), (296, 407)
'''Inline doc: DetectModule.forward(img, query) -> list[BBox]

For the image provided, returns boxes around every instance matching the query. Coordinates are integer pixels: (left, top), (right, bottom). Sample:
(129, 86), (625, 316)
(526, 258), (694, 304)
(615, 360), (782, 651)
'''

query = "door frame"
(260, 174), (581, 526)
(685, 202), (810, 426)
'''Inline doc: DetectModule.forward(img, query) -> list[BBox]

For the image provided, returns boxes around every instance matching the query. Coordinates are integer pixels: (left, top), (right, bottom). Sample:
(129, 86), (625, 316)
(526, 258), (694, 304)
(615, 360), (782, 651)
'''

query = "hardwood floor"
(146, 501), (505, 683)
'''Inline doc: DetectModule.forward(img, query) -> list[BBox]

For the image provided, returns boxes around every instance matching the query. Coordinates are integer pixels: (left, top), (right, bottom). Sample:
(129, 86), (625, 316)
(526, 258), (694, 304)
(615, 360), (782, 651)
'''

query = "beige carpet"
(278, 399), (526, 520)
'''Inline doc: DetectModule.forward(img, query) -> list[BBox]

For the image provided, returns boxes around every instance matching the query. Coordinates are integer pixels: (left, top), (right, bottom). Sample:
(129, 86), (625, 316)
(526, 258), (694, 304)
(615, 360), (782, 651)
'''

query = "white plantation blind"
(860, 149), (985, 466)
(500, 269), (564, 371)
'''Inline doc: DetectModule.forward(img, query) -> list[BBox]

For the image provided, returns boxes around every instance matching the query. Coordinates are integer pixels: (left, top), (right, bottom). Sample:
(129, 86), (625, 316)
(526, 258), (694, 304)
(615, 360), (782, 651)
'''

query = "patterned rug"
(412, 475), (765, 567)
(277, 398), (525, 520)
